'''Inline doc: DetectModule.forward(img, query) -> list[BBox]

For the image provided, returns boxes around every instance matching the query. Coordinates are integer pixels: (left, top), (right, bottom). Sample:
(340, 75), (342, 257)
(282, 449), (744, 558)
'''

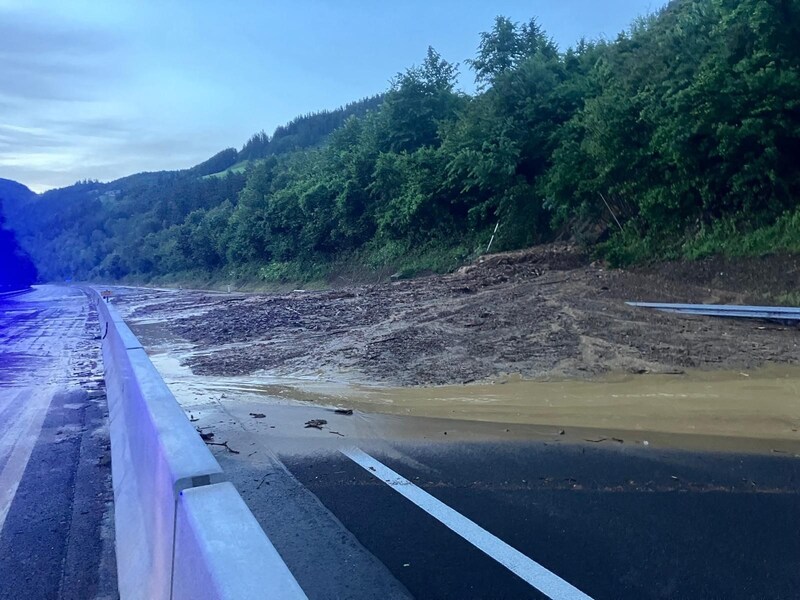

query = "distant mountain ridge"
(0, 178), (34, 203)
(2, 95), (385, 281)
(4, 94), (384, 196)
(189, 94), (385, 178)
(8, 0), (798, 285)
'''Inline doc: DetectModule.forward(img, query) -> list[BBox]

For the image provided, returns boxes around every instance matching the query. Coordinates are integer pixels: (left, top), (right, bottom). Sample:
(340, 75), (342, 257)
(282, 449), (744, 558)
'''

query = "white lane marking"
(0, 387), (55, 533)
(341, 447), (594, 600)
(0, 393), (30, 462)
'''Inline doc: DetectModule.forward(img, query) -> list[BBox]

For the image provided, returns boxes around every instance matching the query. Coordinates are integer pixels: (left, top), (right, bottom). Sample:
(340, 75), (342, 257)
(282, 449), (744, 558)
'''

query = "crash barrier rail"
(91, 289), (307, 600)
(626, 301), (800, 322)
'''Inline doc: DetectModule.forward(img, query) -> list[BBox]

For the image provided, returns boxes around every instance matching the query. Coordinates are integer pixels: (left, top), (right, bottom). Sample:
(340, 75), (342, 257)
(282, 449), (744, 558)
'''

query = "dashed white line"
(341, 447), (594, 600)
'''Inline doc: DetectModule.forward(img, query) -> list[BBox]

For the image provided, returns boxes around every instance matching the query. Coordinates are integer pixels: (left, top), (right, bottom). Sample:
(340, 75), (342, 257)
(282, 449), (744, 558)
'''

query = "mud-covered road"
(119, 245), (799, 386)
(100, 251), (800, 600)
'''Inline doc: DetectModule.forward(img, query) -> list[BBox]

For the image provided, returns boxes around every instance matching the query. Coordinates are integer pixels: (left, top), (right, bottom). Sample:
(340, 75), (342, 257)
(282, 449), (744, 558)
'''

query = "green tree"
(382, 47), (464, 152)
(468, 17), (558, 88)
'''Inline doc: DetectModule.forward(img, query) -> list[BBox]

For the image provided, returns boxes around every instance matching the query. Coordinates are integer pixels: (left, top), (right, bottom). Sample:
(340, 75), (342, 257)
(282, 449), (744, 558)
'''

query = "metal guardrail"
(626, 302), (800, 322)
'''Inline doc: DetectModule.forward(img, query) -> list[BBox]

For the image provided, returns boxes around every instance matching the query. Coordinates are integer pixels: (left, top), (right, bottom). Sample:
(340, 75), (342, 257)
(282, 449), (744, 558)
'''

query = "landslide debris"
(122, 245), (799, 385)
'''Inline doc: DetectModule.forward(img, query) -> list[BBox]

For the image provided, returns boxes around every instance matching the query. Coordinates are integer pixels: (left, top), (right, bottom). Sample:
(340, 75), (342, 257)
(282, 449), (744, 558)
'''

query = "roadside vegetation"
(0, 198), (37, 290)
(5, 0), (800, 286)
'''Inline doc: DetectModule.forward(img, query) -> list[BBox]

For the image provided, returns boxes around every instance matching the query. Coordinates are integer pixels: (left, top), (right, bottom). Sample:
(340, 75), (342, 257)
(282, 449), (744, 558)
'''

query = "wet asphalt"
(0, 287), (116, 600)
(269, 440), (800, 600)
(116, 281), (800, 600)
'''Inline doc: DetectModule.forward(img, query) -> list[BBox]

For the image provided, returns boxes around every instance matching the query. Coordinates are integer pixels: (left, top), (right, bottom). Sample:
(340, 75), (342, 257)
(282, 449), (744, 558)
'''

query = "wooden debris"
(334, 408), (353, 415)
(249, 412), (266, 419)
(206, 441), (240, 454)
(196, 428), (214, 442)
(256, 473), (274, 489)
(304, 419), (328, 429)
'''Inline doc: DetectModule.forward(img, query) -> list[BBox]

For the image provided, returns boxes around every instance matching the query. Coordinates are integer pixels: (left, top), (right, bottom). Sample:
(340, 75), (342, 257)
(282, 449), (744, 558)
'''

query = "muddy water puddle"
(146, 343), (800, 446)
(298, 370), (800, 442)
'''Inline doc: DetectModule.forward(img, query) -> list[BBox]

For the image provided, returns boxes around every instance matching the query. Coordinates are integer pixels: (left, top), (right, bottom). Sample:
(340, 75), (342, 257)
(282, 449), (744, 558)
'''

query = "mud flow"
(107, 247), (800, 454)
(148, 345), (800, 453)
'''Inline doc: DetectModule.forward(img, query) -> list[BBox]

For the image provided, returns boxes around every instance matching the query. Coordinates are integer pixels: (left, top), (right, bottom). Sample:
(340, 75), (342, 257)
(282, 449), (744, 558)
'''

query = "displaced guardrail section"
(92, 289), (307, 600)
(626, 302), (800, 322)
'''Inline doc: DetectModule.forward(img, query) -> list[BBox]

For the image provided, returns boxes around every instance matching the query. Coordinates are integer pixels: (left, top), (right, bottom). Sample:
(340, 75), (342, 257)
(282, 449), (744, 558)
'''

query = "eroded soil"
(116, 245), (799, 386)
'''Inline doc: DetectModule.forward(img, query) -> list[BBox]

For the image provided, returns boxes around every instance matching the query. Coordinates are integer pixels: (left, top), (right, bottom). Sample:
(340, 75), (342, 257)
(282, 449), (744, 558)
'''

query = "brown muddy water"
(145, 342), (800, 454)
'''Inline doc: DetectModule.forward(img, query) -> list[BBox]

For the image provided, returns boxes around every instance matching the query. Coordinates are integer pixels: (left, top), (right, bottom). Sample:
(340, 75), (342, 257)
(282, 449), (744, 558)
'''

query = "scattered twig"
(371, 335), (400, 345)
(206, 441), (240, 454)
(537, 278), (570, 286)
(584, 437), (608, 443)
(329, 431), (345, 437)
(334, 408), (353, 416)
(304, 419), (327, 429)
(256, 473), (274, 489)
(249, 412), (266, 419)
(196, 428), (214, 442)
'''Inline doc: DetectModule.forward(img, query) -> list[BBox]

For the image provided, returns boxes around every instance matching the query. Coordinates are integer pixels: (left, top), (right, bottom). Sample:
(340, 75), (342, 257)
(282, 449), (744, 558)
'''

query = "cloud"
(0, 120), (224, 191)
(0, 8), (236, 192)
(0, 9), (160, 190)
(0, 12), (123, 102)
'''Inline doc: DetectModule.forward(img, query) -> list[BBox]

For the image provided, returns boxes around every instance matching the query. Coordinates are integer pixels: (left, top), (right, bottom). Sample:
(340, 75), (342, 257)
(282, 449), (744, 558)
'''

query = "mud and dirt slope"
(122, 245), (799, 386)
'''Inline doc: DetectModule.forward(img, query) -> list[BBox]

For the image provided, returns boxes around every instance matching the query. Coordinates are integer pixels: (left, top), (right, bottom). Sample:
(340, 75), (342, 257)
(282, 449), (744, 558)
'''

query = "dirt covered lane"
(118, 245), (799, 386)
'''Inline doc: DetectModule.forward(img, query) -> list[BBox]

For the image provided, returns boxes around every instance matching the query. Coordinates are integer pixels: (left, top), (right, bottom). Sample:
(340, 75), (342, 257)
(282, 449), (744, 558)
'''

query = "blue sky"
(0, 0), (663, 192)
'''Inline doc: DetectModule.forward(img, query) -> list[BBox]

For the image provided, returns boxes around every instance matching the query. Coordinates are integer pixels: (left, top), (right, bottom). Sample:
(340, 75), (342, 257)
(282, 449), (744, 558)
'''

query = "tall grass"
(601, 208), (800, 266)
(682, 209), (800, 259)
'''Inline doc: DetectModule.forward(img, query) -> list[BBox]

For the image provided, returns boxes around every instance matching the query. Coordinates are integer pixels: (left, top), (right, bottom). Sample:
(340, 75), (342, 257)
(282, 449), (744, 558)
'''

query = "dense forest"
(6, 0), (800, 285)
(0, 185), (37, 290)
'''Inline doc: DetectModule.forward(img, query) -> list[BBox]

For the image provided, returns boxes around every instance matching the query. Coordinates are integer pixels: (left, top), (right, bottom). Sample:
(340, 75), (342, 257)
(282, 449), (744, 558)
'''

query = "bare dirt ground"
(119, 245), (799, 386)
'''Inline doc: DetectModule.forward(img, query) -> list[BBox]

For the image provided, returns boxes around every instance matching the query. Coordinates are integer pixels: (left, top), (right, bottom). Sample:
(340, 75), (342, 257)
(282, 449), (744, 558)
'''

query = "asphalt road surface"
(115, 283), (800, 600)
(4, 285), (796, 600)
(271, 440), (800, 600)
(0, 287), (116, 600)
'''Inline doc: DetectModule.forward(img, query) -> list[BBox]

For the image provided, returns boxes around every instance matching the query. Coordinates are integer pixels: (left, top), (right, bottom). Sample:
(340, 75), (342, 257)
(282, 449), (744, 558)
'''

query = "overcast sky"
(0, 0), (662, 193)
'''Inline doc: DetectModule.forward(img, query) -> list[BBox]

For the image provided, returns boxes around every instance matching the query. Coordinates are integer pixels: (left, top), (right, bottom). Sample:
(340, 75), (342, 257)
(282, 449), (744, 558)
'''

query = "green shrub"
(682, 209), (800, 259)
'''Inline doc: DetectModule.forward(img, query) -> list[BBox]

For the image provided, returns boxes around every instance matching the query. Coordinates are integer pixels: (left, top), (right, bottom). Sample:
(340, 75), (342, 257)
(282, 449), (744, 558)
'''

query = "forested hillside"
(0, 185), (37, 289)
(5, 96), (382, 282)
(7, 0), (800, 285)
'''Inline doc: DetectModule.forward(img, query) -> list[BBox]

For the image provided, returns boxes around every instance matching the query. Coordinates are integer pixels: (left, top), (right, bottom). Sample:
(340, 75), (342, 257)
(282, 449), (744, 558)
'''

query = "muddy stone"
(120, 245), (799, 386)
